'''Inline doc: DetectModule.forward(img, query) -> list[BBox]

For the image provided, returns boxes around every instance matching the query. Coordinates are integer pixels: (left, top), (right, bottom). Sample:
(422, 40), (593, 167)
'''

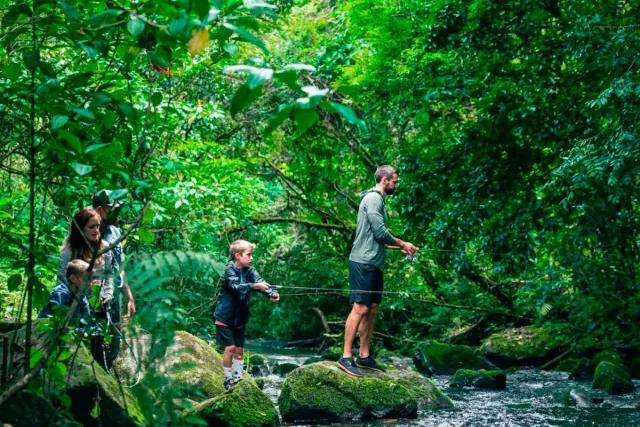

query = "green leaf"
(2, 63), (22, 80)
(168, 16), (188, 35)
(85, 143), (110, 153)
(2, 4), (31, 29)
(22, 50), (39, 71)
(73, 108), (95, 121)
(264, 104), (292, 135)
(7, 273), (21, 291)
(150, 92), (163, 106)
(329, 101), (366, 129)
(224, 65), (273, 89)
(51, 115), (69, 131)
(192, 0), (210, 19)
(127, 17), (145, 37)
(273, 70), (299, 90)
(230, 84), (262, 117)
(139, 228), (155, 244)
(57, 130), (82, 153)
(222, 22), (267, 53)
(71, 162), (93, 176)
(294, 109), (319, 135)
(88, 9), (123, 25)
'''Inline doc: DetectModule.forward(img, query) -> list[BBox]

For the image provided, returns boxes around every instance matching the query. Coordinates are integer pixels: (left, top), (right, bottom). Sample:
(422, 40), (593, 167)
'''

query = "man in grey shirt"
(338, 165), (418, 377)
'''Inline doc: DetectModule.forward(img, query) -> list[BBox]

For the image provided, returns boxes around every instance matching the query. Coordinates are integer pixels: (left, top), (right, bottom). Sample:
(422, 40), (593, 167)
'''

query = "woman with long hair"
(56, 207), (114, 305)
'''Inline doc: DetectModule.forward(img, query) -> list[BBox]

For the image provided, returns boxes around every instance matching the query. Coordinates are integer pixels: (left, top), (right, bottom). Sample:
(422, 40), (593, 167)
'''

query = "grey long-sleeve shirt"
(348, 189), (397, 270)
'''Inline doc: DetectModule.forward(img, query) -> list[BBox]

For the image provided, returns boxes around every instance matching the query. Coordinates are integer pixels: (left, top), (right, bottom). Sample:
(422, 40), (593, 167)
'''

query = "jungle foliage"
(1, 0), (639, 423)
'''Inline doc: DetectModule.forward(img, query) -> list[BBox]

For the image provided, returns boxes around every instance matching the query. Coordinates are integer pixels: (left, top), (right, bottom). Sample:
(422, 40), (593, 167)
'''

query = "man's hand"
(400, 241), (418, 257)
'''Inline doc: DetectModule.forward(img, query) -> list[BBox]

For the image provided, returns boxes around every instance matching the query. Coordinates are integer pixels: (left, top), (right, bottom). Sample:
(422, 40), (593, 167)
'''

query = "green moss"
(279, 362), (447, 422)
(1, 390), (81, 427)
(554, 357), (590, 379)
(193, 380), (279, 427)
(414, 340), (495, 374)
(480, 324), (571, 363)
(68, 345), (145, 426)
(166, 331), (225, 399)
(248, 353), (268, 367)
(592, 361), (635, 395)
(591, 349), (623, 370)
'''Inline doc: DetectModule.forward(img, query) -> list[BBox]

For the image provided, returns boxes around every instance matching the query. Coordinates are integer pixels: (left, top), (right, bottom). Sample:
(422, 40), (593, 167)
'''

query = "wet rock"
(567, 389), (592, 408)
(479, 323), (571, 368)
(249, 353), (270, 376)
(0, 390), (80, 427)
(191, 380), (279, 427)
(67, 345), (145, 426)
(590, 349), (624, 372)
(592, 361), (635, 395)
(553, 357), (591, 380)
(450, 369), (506, 390)
(303, 356), (323, 365)
(414, 340), (496, 375)
(278, 361), (452, 423)
(274, 361), (299, 376)
(255, 378), (265, 389)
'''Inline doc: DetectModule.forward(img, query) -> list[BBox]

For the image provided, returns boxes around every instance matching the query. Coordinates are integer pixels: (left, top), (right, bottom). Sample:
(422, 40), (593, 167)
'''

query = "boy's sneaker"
(356, 356), (385, 373)
(337, 357), (364, 377)
(223, 378), (235, 392)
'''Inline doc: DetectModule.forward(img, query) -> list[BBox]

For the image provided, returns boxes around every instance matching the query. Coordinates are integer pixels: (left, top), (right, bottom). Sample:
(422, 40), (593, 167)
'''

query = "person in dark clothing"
(39, 259), (91, 318)
(214, 240), (279, 391)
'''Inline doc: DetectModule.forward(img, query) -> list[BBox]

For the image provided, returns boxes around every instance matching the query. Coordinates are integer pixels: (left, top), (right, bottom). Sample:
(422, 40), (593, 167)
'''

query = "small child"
(214, 240), (279, 391)
(39, 259), (92, 318)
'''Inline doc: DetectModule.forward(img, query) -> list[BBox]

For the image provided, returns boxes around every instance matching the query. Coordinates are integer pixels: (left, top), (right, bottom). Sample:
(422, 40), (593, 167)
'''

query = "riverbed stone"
(191, 379), (280, 427)
(274, 361), (299, 376)
(553, 357), (591, 379)
(450, 369), (506, 390)
(479, 323), (571, 367)
(414, 340), (496, 375)
(66, 344), (145, 426)
(278, 361), (452, 423)
(0, 390), (81, 427)
(592, 361), (635, 395)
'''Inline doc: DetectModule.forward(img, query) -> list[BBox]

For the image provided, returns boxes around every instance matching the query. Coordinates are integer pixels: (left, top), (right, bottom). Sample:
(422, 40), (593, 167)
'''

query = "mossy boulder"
(479, 324), (571, 367)
(303, 356), (323, 365)
(278, 361), (452, 423)
(553, 357), (591, 380)
(592, 361), (635, 395)
(192, 379), (279, 427)
(590, 349), (624, 372)
(67, 345), (145, 426)
(274, 361), (299, 376)
(161, 330), (226, 399)
(0, 390), (81, 426)
(450, 369), (506, 390)
(413, 340), (496, 375)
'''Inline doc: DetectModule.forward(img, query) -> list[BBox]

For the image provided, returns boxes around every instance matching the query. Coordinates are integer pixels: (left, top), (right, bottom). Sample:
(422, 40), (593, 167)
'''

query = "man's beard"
(385, 187), (396, 195)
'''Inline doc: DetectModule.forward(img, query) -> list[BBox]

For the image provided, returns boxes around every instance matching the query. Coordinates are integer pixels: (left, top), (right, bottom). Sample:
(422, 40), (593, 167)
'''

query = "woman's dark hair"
(63, 207), (103, 260)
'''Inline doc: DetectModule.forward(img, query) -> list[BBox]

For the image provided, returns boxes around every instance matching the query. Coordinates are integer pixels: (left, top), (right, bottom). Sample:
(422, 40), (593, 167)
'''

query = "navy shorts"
(216, 325), (245, 350)
(348, 260), (383, 306)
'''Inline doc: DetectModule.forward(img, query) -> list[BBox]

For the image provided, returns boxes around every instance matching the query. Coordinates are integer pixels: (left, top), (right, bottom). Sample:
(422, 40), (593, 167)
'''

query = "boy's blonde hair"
(229, 240), (256, 260)
(66, 259), (90, 281)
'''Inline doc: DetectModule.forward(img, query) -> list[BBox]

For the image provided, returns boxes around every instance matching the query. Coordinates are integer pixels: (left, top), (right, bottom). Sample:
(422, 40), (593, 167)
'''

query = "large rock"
(592, 361), (635, 395)
(479, 324), (571, 367)
(191, 380), (279, 427)
(450, 369), (506, 390)
(414, 340), (496, 375)
(67, 345), (145, 426)
(554, 357), (591, 379)
(278, 361), (452, 423)
(0, 390), (80, 426)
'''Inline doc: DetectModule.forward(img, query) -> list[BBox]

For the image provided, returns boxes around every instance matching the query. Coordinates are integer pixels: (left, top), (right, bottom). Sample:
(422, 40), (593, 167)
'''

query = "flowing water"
(246, 343), (640, 427)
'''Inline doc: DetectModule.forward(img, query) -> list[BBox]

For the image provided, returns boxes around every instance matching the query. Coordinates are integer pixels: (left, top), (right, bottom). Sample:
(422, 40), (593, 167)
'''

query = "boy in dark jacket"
(39, 259), (91, 318)
(214, 240), (279, 390)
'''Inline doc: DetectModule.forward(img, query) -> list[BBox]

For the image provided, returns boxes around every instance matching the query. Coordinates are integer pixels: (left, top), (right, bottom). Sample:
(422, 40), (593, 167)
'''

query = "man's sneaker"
(233, 375), (242, 384)
(356, 356), (385, 373)
(337, 357), (364, 377)
(223, 378), (235, 391)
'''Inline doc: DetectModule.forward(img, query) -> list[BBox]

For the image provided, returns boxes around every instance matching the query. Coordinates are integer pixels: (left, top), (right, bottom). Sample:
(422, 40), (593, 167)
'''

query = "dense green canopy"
(1, 0), (638, 422)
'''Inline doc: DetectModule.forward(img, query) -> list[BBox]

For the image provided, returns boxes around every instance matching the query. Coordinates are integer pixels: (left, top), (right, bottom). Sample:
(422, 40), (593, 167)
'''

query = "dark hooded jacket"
(214, 261), (276, 328)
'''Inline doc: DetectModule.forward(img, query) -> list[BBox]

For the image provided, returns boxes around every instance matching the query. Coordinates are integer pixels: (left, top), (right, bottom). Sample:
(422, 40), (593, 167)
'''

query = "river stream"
(246, 343), (640, 427)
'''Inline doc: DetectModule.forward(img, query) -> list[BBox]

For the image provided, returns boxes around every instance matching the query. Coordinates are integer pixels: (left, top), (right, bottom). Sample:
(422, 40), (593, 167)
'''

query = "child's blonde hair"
(66, 259), (90, 281)
(229, 240), (256, 260)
